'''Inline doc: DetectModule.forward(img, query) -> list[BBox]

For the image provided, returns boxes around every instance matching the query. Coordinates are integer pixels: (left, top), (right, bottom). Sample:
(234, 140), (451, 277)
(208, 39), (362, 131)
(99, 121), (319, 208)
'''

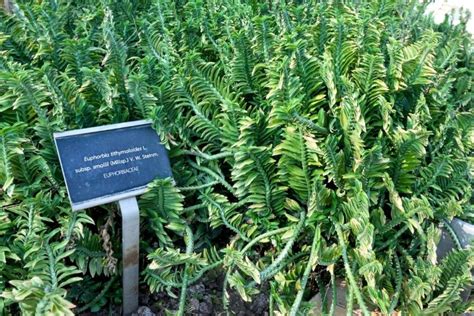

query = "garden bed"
(0, 0), (473, 315)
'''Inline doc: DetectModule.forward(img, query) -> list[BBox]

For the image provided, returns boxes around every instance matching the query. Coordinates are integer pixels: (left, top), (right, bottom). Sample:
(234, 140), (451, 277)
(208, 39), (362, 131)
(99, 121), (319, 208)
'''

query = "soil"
(136, 270), (269, 316)
(79, 270), (269, 316)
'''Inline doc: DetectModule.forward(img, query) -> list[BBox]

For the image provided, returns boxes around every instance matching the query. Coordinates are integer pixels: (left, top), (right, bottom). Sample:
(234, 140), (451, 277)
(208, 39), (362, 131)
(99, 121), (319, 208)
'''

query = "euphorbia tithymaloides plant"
(0, 0), (472, 315)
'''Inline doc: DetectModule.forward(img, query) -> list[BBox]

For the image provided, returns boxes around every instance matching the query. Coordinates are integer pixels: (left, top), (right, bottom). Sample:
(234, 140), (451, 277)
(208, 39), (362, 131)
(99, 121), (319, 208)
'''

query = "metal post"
(2, 0), (12, 13)
(118, 197), (140, 315)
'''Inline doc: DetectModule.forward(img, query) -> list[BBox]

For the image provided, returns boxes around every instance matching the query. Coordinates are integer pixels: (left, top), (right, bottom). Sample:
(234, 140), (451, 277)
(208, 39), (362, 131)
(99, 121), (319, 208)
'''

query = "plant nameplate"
(54, 120), (172, 211)
(54, 120), (172, 315)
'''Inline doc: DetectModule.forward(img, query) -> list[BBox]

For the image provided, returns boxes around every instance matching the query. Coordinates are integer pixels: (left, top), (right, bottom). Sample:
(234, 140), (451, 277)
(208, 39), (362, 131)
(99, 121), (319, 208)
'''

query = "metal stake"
(118, 197), (140, 315)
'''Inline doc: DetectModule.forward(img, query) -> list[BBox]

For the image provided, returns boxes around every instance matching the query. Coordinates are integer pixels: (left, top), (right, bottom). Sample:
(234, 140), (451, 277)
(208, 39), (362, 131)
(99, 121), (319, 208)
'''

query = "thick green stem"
(146, 260), (223, 289)
(442, 219), (462, 250)
(178, 181), (218, 191)
(317, 276), (329, 315)
(329, 267), (337, 316)
(241, 226), (291, 253)
(259, 211), (306, 281)
(175, 149), (232, 161)
(202, 194), (249, 242)
(188, 260), (222, 284)
(222, 269), (231, 314)
(291, 111), (328, 134)
(183, 203), (207, 212)
(388, 252), (402, 314)
(269, 284), (274, 315)
(242, 211), (306, 290)
(188, 160), (236, 195)
(289, 226), (320, 316)
(222, 226), (291, 311)
(376, 225), (409, 251)
(249, 151), (274, 213)
(335, 223), (370, 316)
(77, 276), (118, 313)
(177, 226), (194, 316)
(346, 285), (354, 316)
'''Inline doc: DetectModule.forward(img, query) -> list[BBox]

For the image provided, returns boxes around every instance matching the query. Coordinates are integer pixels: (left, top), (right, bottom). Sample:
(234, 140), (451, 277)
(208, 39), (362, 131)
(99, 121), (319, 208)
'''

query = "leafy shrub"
(0, 0), (473, 315)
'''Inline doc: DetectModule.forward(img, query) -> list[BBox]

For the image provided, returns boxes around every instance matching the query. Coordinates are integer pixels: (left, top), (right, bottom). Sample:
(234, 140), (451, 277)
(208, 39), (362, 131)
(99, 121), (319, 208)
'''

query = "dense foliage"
(0, 0), (473, 315)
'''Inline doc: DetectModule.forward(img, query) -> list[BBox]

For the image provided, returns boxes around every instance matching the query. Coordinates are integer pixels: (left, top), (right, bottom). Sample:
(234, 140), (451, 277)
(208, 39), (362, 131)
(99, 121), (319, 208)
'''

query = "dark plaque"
(54, 120), (172, 210)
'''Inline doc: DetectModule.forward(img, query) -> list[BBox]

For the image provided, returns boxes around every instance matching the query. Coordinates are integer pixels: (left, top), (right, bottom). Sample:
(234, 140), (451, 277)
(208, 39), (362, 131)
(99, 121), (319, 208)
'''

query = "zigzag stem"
(425, 277), (464, 314)
(77, 275), (118, 313)
(269, 284), (274, 315)
(241, 226), (292, 253)
(225, 251), (308, 314)
(188, 160), (236, 195)
(178, 181), (219, 191)
(376, 225), (409, 251)
(258, 211), (306, 281)
(415, 157), (449, 195)
(388, 252), (402, 314)
(158, 184), (165, 215)
(188, 260), (222, 284)
(183, 203), (207, 212)
(202, 194), (249, 242)
(177, 226), (194, 316)
(0, 135), (12, 184)
(298, 128), (312, 200)
(346, 284), (354, 315)
(65, 212), (78, 243)
(397, 246), (415, 267)
(249, 151), (274, 213)
(317, 276), (329, 314)
(242, 211), (306, 290)
(221, 225), (295, 312)
(334, 223), (370, 316)
(45, 236), (58, 289)
(289, 226), (320, 316)
(222, 269), (231, 315)
(75, 246), (106, 258)
(291, 111), (328, 134)
(379, 215), (406, 234)
(146, 270), (181, 288)
(26, 206), (34, 242)
(147, 260), (224, 289)
(442, 219), (462, 250)
(391, 137), (421, 189)
(329, 266), (337, 316)
(175, 149), (232, 161)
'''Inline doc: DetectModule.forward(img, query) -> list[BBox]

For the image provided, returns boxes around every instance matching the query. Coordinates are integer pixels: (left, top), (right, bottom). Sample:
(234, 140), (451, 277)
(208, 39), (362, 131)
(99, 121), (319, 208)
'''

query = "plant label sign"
(54, 120), (172, 211)
(54, 120), (172, 315)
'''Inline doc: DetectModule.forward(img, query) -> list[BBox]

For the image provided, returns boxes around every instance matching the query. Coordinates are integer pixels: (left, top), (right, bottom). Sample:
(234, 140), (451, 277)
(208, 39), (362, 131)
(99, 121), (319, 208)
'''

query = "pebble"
(189, 298), (200, 313)
(199, 302), (212, 314)
(132, 306), (155, 316)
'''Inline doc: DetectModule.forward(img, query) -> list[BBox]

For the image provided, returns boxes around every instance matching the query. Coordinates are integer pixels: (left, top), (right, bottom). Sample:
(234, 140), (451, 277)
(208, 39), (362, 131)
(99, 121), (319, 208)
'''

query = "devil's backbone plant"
(0, 0), (473, 315)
